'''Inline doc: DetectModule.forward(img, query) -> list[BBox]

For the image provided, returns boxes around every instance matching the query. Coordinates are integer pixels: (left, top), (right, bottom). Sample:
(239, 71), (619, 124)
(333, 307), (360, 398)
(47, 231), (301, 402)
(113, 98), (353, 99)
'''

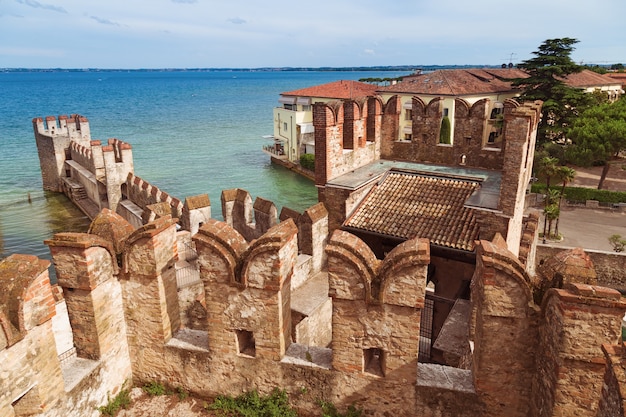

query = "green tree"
(512, 38), (591, 144)
(544, 198), (561, 240)
(565, 98), (626, 189)
(536, 156), (559, 241)
(554, 166), (575, 237)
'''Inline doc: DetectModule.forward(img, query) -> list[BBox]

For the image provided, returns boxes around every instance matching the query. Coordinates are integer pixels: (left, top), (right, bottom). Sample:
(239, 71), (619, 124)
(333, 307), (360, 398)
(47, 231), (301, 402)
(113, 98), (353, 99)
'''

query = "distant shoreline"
(0, 65), (500, 73)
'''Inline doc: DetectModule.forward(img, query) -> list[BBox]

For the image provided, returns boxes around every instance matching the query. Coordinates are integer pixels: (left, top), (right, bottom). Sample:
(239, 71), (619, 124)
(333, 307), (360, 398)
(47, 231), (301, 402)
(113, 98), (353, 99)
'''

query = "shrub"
(300, 153), (315, 171)
(531, 183), (626, 204)
(98, 387), (131, 416)
(609, 234), (626, 252)
(143, 381), (167, 396)
(207, 388), (297, 417)
(319, 400), (363, 417)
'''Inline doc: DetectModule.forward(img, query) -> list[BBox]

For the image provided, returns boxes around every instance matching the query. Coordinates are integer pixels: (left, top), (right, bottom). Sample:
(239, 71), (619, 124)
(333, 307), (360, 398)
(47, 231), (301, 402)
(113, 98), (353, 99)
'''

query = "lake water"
(0, 69), (410, 271)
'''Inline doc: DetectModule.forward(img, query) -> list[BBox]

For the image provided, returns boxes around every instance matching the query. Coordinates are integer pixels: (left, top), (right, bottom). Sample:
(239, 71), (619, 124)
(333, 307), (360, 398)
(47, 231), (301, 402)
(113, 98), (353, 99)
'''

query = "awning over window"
(298, 123), (314, 134)
(403, 101), (413, 109)
(278, 96), (296, 104)
(296, 97), (311, 105)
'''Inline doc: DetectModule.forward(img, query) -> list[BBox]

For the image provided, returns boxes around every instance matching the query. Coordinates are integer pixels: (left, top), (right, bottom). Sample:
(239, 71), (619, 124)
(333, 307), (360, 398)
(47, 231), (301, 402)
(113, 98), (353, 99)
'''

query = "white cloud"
(90, 15), (120, 26)
(2, 0), (626, 68)
(14, 0), (66, 13)
(227, 17), (246, 25)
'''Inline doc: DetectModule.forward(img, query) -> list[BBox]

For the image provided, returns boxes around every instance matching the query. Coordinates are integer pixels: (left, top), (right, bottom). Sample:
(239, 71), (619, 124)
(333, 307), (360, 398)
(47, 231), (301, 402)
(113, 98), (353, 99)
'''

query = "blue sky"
(1, 0), (625, 69)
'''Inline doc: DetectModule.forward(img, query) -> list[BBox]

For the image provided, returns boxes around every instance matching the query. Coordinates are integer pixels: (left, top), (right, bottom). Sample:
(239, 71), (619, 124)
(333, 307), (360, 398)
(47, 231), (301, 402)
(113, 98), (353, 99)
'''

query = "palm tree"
(554, 166), (576, 237)
(544, 190), (561, 239)
(536, 156), (559, 241)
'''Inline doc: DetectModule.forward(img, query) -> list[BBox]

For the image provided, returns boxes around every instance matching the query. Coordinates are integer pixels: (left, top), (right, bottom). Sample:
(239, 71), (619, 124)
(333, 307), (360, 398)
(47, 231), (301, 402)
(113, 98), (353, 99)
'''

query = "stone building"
(265, 80), (378, 164)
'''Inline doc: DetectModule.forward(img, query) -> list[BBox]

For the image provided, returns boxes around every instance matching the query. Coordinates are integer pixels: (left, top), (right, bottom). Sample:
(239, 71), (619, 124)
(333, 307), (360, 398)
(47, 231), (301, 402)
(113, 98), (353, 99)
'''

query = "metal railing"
(176, 241), (201, 288)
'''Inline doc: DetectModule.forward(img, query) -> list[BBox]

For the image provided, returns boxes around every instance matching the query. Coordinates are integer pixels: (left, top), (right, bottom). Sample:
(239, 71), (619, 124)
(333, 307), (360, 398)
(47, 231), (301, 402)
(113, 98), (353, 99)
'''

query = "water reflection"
(0, 191), (91, 283)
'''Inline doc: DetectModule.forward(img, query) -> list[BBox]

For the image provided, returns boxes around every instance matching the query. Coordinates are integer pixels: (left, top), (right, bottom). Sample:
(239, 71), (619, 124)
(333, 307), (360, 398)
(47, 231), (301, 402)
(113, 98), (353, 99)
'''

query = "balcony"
(262, 143), (287, 160)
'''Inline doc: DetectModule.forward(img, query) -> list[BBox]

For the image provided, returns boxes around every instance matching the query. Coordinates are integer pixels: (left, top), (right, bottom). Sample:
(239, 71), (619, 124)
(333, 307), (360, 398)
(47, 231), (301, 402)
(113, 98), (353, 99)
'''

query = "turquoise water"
(0, 70), (410, 266)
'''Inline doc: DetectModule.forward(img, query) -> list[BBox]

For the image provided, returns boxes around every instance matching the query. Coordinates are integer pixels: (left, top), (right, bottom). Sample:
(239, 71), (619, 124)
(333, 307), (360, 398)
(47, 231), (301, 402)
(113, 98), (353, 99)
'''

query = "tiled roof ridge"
(384, 167), (483, 183)
(280, 79), (377, 99)
(344, 169), (481, 251)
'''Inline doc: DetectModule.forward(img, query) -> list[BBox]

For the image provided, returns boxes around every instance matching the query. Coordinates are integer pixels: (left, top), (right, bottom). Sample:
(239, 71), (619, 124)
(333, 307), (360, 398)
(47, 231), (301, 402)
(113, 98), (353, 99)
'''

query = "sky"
(1, 0), (625, 69)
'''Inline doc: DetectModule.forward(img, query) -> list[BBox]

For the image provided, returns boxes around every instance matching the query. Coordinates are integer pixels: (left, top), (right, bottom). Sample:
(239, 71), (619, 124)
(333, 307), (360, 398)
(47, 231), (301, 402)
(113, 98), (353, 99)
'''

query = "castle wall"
(532, 283), (626, 417)
(121, 216), (181, 381)
(537, 245), (626, 293)
(597, 343), (626, 417)
(33, 116), (135, 215)
(1, 244), (133, 417)
(379, 97), (508, 170)
(124, 173), (183, 221)
(0, 255), (62, 416)
(182, 194), (211, 236)
(6, 177), (626, 416)
(102, 139), (134, 213)
(498, 102), (540, 255)
(33, 115), (91, 192)
(471, 235), (539, 417)
(313, 100), (380, 186)
(220, 189), (278, 242)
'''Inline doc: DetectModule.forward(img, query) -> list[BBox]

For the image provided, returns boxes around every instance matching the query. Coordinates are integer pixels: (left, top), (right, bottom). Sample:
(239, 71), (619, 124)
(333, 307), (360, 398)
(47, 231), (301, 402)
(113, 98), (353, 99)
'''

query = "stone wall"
(533, 284), (626, 416)
(313, 100), (380, 186)
(537, 245), (626, 292)
(5, 209), (626, 416)
(471, 235), (539, 417)
(220, 188), (278, 242)
(33, 115), (134, 214)
(0, 246), (132, 417)
(33, 115), (91, 192)
(124, 173), (183, 221)
(221, 189), (329, 278)
(379, 97), (522, 170)
(597, 343), (626, 416)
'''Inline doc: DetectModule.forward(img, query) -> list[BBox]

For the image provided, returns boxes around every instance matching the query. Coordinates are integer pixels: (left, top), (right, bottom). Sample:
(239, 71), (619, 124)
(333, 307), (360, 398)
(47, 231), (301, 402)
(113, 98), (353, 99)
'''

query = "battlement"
(32, 114), (91, 142)
(3, 207), (626, 416)
(125, 173), (184, 221)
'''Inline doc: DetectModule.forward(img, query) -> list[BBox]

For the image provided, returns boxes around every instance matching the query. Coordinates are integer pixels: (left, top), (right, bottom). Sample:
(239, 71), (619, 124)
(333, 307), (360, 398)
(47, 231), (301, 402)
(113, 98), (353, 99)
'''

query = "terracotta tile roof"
(377, 68), (620, 96)
(343, 170), (480, 251)
(281, 80), (378, 99)
(378, 68), (525, 96)
(606, 72), (626, 86)
(561, 69), (623, 88)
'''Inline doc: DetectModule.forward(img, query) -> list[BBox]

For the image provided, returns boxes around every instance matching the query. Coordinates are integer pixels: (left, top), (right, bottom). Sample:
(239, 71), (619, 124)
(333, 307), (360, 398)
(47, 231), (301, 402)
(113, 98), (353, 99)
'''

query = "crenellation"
(4, 201), (626, 416)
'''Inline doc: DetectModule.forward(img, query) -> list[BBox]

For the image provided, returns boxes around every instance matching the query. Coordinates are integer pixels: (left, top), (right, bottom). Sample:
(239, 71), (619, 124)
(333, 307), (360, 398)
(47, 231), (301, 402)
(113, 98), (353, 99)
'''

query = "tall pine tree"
(512, 38), (591, 145)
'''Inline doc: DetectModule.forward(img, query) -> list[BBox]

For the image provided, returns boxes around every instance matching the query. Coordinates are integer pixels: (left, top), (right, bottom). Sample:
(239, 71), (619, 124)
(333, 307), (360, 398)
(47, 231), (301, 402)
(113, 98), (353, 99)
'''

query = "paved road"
(538, 206), (626, 252)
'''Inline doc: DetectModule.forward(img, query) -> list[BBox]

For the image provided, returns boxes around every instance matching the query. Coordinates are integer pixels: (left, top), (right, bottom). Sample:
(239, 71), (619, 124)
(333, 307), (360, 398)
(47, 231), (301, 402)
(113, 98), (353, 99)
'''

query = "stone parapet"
(534, 282), (626, 416)
(471, 235), (538, 417)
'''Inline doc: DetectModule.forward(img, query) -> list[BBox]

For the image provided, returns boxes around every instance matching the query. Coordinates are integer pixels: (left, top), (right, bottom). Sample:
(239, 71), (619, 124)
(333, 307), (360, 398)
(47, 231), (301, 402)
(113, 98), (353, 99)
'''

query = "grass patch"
(207, 388), (297, 417)
(143, 381), (168, 396)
